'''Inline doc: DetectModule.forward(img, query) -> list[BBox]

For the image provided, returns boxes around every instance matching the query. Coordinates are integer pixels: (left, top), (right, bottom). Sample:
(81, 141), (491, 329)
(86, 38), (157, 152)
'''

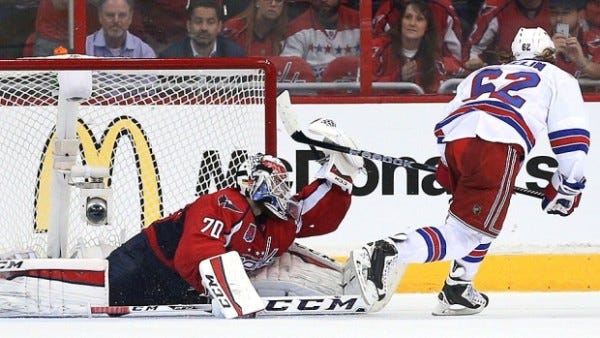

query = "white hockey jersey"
(280, 6), (360, 81)
(434, 59), (590, 181)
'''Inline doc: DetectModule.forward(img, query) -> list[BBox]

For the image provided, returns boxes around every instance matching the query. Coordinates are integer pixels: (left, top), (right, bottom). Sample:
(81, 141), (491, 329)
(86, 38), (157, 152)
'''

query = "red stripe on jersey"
(550, 136), (590, 148)
(468, 249), (488, 257)
(423, 227), (442, 261)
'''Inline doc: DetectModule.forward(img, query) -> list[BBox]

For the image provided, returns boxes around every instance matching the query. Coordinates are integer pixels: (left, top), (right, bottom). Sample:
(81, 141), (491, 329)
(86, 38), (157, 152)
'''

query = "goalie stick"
(276, 91), (544, 200)
(81, 295), (368, 318)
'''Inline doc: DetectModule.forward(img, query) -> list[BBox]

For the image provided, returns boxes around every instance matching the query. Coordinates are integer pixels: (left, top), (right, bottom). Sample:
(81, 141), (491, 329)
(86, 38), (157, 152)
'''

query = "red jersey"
(372, 0), (466, 76)
(222, 16), (281, 56)
(35, 0), (100, 41)
(143, 180), (351, 292)
(372, 35), (446, 93)
(468, 0), (551, 63)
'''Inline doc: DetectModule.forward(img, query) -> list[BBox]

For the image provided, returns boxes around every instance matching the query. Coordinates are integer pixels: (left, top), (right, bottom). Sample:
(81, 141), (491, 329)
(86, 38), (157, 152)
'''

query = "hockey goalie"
(0, 118), (387, 318)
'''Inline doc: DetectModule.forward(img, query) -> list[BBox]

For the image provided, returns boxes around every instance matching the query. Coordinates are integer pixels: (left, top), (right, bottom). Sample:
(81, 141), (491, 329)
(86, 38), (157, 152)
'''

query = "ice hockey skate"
(432, 276), (489, 316)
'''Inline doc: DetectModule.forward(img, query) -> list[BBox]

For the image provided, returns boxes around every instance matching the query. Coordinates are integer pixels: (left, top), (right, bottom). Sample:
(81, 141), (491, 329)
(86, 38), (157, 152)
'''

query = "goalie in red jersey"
(107, 119), (364, 318)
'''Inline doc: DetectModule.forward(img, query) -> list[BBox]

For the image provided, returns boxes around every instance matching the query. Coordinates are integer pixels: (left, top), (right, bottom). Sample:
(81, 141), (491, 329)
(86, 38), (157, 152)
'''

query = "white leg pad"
(343, 238), (407, 312)
(0, 259), (108, 317)
(250, 243), (344, 297)
(343, 248), (379, 308)
(199, 251), (265, 319)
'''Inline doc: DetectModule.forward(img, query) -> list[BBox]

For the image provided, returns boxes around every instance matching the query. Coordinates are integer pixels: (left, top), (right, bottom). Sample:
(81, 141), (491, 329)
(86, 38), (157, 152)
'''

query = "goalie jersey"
(142, 179), (351, 292)
(434, 59), (590, 182)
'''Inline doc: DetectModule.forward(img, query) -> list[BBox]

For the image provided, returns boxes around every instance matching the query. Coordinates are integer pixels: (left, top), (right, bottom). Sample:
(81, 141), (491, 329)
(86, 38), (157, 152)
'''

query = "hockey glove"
(309, 118), (364, 192)
(541, 172), (586, 217)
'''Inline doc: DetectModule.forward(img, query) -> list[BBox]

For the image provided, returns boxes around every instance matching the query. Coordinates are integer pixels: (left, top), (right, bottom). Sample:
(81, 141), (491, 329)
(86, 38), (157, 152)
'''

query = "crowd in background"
(0, 0), (599, 94)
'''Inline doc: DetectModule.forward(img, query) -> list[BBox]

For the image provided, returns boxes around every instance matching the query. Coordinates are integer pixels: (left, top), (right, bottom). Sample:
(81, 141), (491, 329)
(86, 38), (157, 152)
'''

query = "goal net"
(0, 56), (277, 259)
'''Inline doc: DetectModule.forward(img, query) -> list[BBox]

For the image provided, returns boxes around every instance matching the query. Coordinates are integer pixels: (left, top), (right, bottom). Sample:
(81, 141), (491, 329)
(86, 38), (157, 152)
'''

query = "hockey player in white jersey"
(347, 27), (590, 316)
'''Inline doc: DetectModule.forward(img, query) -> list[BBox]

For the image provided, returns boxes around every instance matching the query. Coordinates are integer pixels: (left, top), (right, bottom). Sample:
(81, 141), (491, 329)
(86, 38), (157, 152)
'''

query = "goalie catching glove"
(542, 171), (586, 217)
(308, 118), (364, 192)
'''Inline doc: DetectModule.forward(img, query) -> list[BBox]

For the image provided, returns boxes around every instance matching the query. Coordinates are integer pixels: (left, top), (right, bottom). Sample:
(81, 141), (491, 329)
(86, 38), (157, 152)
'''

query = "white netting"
(0, 59), (273, 258)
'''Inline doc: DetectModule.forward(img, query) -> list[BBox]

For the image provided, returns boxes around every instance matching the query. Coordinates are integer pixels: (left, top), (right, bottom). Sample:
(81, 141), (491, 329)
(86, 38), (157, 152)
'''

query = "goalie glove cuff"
(315, 153), (354, 193)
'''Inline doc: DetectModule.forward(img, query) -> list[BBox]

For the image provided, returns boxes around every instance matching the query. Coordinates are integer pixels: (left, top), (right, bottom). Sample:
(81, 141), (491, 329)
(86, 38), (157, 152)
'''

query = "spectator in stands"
(135, 0), (189, 55)
(160, 0), (245, 58)
(586, 0), (600, 32)
(86, 0), (155, 57)
(122, 1), (243, 55)
(32, 0), (81, 56)
(465, 0), (552, 70)
(222, 0), (288, 56)
(280, 0), (360, 81)
(452, 0), (485, 39)
(549, 0), (600, 79)
(372, 0), (445, 93)
(0, 0), (38, 58)
(31, 0), (145, 56)
(372, 0), (466, 77)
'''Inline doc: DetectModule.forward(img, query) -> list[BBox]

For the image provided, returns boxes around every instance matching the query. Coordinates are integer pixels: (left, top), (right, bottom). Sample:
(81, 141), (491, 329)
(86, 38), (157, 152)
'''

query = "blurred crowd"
(0, 0), (599, 94)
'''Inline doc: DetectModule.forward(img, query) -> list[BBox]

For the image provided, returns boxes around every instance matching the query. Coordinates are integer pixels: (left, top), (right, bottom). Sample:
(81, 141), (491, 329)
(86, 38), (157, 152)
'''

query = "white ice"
(2, 292), (598, 338)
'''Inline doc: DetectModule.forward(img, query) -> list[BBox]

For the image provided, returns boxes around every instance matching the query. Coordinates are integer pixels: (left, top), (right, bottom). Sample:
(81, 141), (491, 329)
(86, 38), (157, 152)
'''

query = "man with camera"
(549, 0), (600, 80)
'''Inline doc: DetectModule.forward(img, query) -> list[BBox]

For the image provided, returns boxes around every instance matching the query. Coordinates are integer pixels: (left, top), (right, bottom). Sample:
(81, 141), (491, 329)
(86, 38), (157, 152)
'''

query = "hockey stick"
(276, 91), (544, 200)
(90, 303), (212, 317)
(0, 295), (368, 318)
(87, 295), (368, 317)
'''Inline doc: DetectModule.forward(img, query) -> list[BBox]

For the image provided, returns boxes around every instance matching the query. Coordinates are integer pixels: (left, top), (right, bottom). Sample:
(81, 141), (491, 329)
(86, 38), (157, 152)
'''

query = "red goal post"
(0, 56), (277, 259)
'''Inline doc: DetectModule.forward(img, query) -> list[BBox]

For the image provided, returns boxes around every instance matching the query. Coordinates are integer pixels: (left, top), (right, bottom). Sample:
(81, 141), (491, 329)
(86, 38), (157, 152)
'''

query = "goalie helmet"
(236, 153), (294, 220)
(511, 27), (555, 60)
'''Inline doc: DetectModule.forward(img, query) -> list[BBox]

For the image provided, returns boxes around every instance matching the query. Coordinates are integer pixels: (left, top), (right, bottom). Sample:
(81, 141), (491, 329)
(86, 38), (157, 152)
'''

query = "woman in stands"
(372, 0), (446, 93)
(222, 0), (288, 56)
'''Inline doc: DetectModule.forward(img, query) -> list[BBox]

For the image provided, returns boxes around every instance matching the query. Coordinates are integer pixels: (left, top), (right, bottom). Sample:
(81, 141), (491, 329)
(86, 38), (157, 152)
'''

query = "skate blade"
(431, 301), (486, 316)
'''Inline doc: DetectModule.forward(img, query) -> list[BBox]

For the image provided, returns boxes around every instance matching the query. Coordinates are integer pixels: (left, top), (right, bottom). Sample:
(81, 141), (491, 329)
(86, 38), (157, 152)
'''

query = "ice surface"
(2, 292), (598, 338)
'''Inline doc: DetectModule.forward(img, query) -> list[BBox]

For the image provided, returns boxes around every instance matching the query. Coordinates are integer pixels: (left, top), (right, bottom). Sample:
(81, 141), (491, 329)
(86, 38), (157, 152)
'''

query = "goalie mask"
(236, 153), (296, 220)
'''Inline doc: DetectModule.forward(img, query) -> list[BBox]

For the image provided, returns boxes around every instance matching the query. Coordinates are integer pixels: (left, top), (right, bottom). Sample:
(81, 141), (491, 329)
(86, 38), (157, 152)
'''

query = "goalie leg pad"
(344, 234), (407, 312)
(0, 259), (108, 316)
(250, 243), (344, 297)
(199, 251), (265, 319)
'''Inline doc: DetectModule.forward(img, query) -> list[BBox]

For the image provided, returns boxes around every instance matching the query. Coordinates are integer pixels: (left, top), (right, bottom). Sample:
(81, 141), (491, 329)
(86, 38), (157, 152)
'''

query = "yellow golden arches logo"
(34, 116), (163, 232)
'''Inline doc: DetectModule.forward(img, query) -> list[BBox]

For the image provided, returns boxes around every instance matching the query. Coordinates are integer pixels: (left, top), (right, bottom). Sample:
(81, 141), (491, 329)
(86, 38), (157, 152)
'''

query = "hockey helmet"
(511, 27), (556, 60)
(236, 153), (294, 220)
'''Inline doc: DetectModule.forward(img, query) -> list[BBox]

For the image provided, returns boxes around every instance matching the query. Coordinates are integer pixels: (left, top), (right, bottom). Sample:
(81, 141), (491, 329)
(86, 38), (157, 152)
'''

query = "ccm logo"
(265, 297), (361, 312)
(0, 260), (23, 269)
(205, 275), (232, 308)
